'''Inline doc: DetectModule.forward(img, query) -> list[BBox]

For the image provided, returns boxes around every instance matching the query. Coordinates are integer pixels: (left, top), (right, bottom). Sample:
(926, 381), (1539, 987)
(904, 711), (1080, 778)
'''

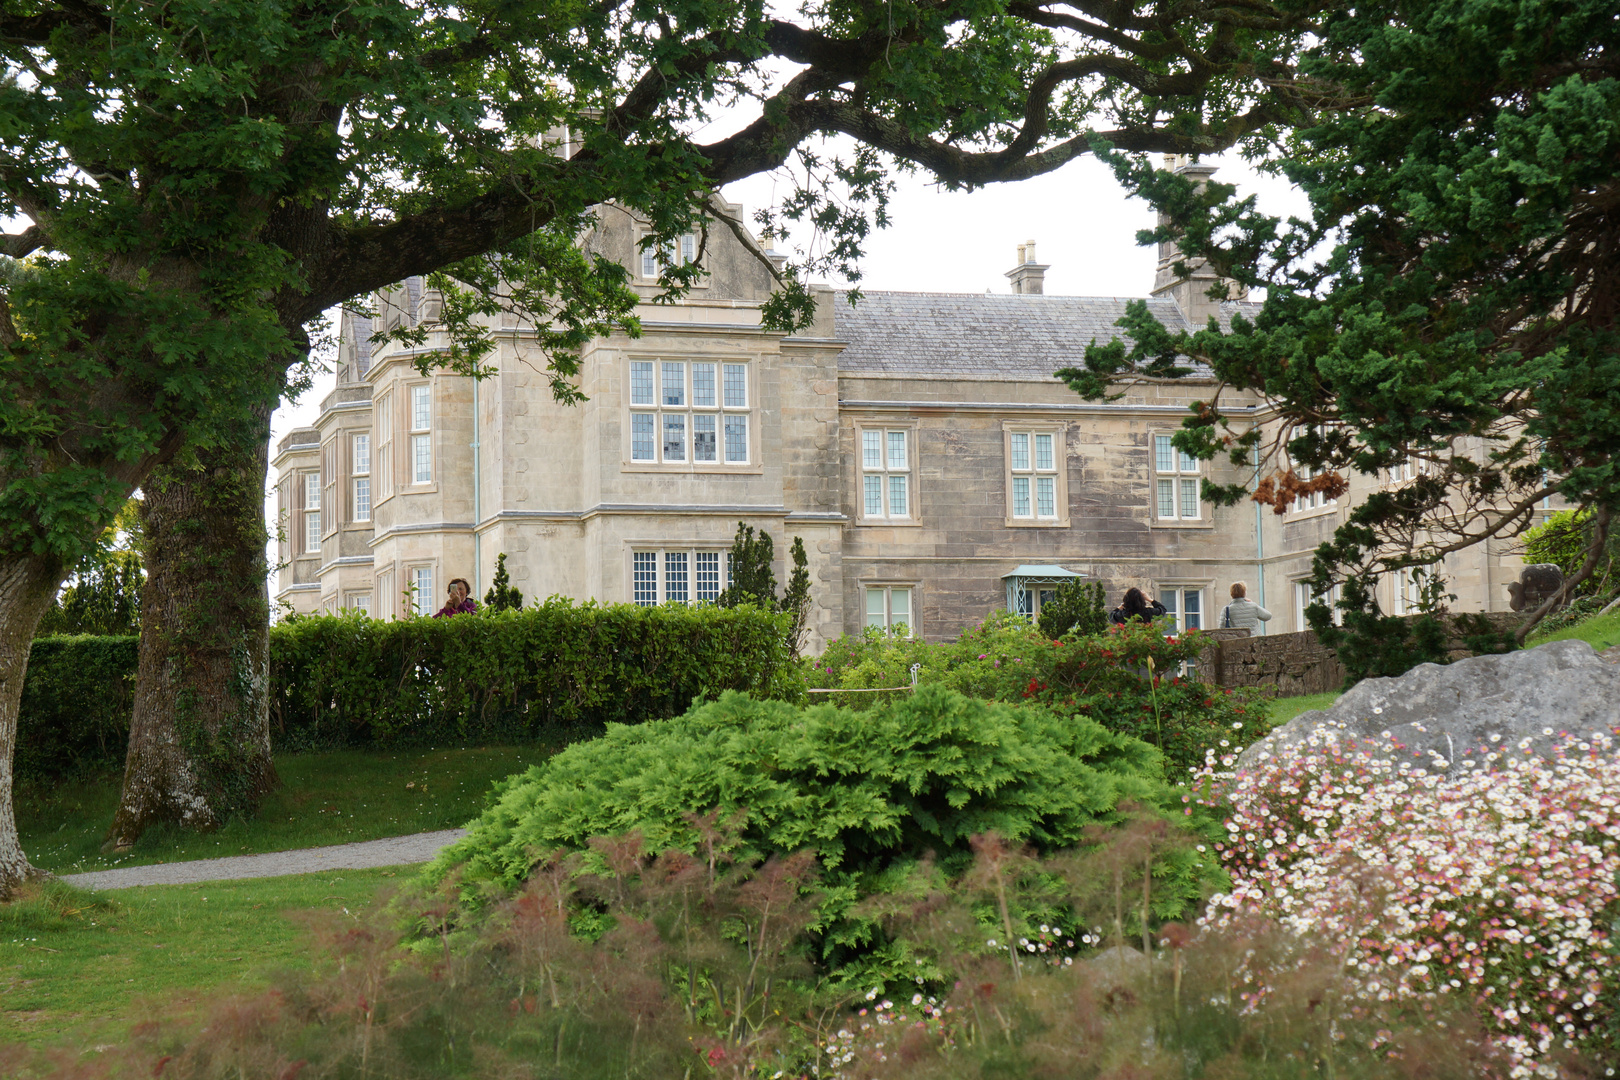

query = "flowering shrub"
(808, 611), (1265, 773)
(1198, 726), (1620, 1076)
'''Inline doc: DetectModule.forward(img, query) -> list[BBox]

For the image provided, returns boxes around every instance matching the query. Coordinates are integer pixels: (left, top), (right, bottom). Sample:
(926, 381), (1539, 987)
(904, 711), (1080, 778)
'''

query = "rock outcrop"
(1236, 639), (1620, 777)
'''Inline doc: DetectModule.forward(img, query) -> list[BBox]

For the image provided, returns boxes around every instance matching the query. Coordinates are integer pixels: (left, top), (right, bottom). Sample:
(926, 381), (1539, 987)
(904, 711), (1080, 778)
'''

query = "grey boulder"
(1235, 639), (1620, 777)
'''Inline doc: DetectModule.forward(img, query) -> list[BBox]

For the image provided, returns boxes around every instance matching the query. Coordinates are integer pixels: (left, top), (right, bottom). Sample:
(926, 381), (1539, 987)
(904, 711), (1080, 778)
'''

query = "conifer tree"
(484, 553), (525, 612)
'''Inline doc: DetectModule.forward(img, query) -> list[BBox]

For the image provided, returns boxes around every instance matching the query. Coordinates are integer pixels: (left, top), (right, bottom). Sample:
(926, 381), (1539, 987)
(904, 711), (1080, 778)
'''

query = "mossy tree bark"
(0, 553), (69, 896)
(107, 403), (278, 849)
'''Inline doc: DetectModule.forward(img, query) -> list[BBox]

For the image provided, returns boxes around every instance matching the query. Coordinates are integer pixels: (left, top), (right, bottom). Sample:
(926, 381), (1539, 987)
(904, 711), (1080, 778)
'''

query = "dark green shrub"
(482, 552), (524, 611)
(428, 685), (1219, 986)
(270, 598), (801, 748)
(15, 635), (138, 783)
(806, 612), (1264, 775)
(16, 601), (799, 778)
(1035, 579), (1108, 639)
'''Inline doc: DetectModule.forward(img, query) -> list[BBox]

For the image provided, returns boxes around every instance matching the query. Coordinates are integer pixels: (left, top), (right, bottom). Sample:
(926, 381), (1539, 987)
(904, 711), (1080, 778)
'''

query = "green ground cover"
(1265, 691), (1341, 725)
(0, 869), (400, 1047)
(1527, 606), (1620, 652)
(18, 740), (585, 876)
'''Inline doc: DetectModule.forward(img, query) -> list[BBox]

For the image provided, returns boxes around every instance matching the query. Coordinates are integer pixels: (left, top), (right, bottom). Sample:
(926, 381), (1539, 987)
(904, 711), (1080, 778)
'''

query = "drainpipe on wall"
(472, 377), (482, 596)
(1253, 442), (1266, 633)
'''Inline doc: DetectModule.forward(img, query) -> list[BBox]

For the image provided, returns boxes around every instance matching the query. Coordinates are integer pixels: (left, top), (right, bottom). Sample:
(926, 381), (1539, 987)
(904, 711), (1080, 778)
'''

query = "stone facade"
(272, 177), (1544, 653)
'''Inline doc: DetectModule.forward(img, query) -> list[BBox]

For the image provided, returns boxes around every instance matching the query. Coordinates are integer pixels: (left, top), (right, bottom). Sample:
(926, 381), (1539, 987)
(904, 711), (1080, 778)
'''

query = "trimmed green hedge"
(16, 635), (139, 783)
(15, 601), (800, 781)
(269, 599), (801, 748)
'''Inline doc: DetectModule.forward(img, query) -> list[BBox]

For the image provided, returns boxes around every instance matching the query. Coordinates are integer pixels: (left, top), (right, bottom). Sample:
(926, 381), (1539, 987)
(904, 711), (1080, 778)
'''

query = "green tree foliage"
(808, 613), (1260, 773)
(482, 552), (525, 613)
(1061, 0), (1620, 657)
(1036, 579), (1108, 639)
(35, 500), (144, 638)
(1524, 510), (1620, 601)
(428, 685), (1214, 988)
(720, 522), (777, 609)
(781, 536), (813, 657)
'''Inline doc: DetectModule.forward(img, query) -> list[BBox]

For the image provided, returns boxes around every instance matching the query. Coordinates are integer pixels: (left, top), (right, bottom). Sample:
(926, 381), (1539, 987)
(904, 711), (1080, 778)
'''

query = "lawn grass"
(0, 869), (401, 1047)
(18, 737), (591, 876)
(1265, 691), (1341, 726)
(1526, 606), (1620, 652)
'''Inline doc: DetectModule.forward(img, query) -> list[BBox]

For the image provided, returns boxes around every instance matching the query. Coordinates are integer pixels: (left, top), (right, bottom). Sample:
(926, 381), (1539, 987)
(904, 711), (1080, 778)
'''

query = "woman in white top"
(1219, 581), (1272, 630)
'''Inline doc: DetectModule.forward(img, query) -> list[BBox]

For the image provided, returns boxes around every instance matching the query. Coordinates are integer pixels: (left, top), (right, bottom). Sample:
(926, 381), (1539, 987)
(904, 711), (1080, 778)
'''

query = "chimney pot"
(1005, 240), (1049, 294)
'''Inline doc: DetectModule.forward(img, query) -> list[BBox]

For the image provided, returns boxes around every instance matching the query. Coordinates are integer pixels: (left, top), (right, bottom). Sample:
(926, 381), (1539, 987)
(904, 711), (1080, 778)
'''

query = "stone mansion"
(272, 168), (1530, 652)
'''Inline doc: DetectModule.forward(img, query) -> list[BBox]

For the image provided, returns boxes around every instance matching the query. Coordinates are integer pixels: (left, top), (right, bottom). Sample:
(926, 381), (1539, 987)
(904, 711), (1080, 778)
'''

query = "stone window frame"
(853, 419), (921, 527)
(375, 567), (395, 621)
(624, 543), (735, 606)
(1149, 431), (1208, 528)
(373, 389), (395, 506)
(1292, 578), (1343, 632)
(637, 229), (705, 285)
(407, 381), (435, 489)
(1155, 581), (1211, 634)
(405, 562), (438, 618)
(352, 432), (372, 523)
(622, 355), (761, 475)
(1002, 421), (1069, 528)
(300, 470), (321, 554)
(862, 582), (918, 637)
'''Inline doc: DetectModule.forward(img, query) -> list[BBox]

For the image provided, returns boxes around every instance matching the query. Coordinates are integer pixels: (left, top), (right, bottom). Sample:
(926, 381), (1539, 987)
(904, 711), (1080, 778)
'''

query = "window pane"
(890, 588), (910, 627)
(1039, 590), (1057, 608)
(641, 246), (659, 279)
(1010, 432), (1030, 471)
(633, 552), (658, 606)
(1178, 449), (1198, 474)
(693, 415), (716, 461)
(1035, 433), (1054, 471)
(1154, 435), (1173, 474)
(661, 362), (685, 406)
(680, 234), (696, 264)
(1157, 478), (1175, 519)
(1180, 478), (1199, 518)
(1183, 589), (1201, 629)
(630, 361), (654, 406)
(695, 551), (721, 601)
(692, 363), (716, 407)
(412, 434), (432, 483)
(724, 415), (747, 462)
(665, 552), (688, 603)
(1012, 476), (1030, 517)
(350, 594), (371, 617)
(353, 434), (370, 474)
(354, 478), (371, 522)
(663, 413), (686, 461)
(304, 473), (320, 509)
(414, 568), (433, 616)
(1036, 476), (1055, 517)
(862, 430), (882, 469)
(888, 474), (909, 517)
(865, 587), (886, 628)
(723, 364), (747, 408)
(411, 385), (431, 430)
(305, 512), (320, 553)
(864, 475), (883, 516)
(631, 413), (656, 461)
(887, 430), (907, 470)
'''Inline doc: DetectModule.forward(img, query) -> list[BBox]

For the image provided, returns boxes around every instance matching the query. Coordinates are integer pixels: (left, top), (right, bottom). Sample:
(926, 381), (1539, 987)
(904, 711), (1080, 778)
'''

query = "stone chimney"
(1150, 158), (1248, 327)
(1004, 240), (1048, 295)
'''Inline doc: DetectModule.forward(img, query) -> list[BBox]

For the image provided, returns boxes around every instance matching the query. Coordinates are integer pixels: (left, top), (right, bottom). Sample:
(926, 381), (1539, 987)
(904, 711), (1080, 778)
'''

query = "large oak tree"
(0, 0), (1320, 892)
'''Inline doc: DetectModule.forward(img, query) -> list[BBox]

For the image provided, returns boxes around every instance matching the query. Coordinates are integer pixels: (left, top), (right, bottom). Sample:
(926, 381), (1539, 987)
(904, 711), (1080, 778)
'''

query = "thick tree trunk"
(106, 403), (278, 849)
(0, 552), (71, 897)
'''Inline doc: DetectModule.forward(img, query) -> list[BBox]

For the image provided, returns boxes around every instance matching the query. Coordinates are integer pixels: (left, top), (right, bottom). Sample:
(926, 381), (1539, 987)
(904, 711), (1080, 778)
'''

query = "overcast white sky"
(264, 149), (1310, 582)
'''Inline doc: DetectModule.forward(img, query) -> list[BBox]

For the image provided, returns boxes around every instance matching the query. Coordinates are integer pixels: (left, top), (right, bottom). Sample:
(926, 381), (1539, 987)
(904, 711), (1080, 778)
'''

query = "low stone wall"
(1200, 612), (1524, 696)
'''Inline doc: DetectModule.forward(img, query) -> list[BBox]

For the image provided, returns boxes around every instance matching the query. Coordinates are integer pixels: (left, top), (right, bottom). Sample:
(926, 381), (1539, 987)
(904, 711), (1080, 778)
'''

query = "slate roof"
(831, 290), (1255, 379)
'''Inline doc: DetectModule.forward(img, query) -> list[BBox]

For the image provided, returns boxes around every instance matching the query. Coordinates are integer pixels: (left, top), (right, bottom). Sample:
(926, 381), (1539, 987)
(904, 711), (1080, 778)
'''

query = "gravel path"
(57, 829), (468, 891)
